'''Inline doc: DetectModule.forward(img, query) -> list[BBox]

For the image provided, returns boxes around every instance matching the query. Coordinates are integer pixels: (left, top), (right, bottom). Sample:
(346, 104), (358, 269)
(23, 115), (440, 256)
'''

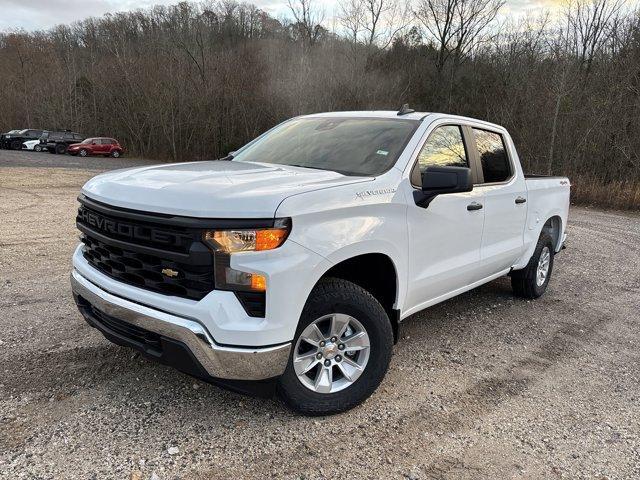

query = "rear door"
(404, 123), (486, 312)
(100, 138), (113, 154)
(468, 128), (527, 276)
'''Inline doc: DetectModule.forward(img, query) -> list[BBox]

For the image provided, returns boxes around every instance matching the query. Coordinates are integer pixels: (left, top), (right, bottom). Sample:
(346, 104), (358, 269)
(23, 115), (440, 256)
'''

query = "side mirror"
(414, 165), (473, 208)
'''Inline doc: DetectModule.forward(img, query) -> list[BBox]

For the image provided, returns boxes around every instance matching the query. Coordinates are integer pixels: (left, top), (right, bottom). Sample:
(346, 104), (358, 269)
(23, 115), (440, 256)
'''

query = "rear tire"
(55, 144), (67, 155)
(277, 278), (393, 415)
(34, 144), (42, 152)
(111, 149), (121, 158)
(511, 232), (555, 298)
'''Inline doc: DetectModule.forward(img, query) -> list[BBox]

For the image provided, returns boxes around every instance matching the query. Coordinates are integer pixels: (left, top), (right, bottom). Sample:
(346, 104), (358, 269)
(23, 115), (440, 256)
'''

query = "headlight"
(203, 219), (291, 293)
(203, 221), (290, 253)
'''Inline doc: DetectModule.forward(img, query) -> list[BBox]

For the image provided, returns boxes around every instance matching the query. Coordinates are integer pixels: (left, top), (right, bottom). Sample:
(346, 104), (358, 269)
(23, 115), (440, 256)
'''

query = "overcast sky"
(0, 0), (564, 32)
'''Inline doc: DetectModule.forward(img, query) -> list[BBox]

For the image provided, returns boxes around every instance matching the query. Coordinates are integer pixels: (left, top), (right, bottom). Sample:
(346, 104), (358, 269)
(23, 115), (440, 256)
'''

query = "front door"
(404, 124), (486, 314)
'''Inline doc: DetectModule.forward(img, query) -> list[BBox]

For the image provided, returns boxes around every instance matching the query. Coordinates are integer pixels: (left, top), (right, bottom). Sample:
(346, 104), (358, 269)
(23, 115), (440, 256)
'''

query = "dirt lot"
(0, 149), (639, 480)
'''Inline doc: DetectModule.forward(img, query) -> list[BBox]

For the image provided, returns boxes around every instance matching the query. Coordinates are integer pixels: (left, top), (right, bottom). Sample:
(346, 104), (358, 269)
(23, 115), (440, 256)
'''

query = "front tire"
(79, 148), (88, 157)
(10, 140), (21, 150)
(511, 232), (555, 298)
(277, 278), (393, 415)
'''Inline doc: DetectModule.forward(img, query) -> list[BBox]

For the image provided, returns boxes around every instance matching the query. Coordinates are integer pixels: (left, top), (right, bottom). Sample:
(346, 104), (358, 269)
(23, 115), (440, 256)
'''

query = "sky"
(0, 0), (564, 32)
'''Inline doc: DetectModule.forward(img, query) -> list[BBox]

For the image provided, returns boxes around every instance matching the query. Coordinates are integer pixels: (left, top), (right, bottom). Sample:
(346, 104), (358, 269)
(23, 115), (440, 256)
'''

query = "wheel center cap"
(322, 342), (338, 359)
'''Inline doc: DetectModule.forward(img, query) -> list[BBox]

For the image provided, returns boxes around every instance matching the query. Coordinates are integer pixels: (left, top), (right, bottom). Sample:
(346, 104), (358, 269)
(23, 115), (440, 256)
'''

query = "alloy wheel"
(293, 313), (370, 394)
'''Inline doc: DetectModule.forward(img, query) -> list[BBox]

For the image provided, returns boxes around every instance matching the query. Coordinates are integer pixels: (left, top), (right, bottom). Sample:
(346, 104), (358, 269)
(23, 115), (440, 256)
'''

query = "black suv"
(46, 131), (86, 154)
(1, 129), (45, 150)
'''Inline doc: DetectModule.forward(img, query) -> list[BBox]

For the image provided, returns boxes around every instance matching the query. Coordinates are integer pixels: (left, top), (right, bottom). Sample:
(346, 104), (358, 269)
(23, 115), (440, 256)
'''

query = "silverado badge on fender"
(161, 268), (179, 278)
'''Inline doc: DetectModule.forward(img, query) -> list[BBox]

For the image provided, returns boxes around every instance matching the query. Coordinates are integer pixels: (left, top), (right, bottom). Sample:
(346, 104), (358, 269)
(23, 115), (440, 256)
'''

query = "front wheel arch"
(310, 253), (399, 342)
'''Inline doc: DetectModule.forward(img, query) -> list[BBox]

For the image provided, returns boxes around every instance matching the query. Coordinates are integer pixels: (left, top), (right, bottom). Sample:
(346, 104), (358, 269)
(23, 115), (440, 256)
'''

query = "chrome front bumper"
(70, 270), (291, 380)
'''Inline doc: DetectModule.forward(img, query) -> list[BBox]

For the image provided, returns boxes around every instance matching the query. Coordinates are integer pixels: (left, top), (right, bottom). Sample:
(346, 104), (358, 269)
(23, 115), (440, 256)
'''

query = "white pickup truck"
(71, 109), (569, 415)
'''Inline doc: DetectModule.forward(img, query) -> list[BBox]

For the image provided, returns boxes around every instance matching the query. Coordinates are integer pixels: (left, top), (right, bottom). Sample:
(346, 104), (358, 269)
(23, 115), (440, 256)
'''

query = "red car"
(67, 137), (124, 158)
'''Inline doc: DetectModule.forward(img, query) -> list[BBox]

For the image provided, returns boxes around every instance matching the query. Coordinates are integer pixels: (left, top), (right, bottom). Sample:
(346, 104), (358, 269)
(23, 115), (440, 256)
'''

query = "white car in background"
(22, 139), (44, 151)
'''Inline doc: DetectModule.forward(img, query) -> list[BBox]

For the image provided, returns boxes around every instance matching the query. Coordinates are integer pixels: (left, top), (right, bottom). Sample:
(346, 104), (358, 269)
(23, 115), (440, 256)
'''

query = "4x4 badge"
(161, 268), (179, 278)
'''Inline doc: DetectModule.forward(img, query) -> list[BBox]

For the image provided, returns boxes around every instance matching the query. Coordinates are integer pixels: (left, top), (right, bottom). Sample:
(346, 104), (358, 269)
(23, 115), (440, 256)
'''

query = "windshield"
(232, 117), (418, 176)
(81, 138), (93, 144)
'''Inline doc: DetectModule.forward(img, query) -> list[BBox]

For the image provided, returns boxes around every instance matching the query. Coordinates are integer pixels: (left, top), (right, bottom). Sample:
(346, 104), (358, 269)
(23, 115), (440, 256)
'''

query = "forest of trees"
(0, 0), (638, 208)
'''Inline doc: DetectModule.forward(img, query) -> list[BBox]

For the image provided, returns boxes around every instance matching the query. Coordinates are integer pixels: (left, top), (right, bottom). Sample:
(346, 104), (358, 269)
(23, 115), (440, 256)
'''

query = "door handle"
(515, 196), (527, 204)
(467, 202), (483, 211)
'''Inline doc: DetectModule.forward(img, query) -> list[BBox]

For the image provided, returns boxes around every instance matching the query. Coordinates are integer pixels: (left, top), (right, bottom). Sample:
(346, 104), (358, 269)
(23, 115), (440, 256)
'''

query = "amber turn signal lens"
(255, 228), (288, 251)
(250, 273), (267, 291)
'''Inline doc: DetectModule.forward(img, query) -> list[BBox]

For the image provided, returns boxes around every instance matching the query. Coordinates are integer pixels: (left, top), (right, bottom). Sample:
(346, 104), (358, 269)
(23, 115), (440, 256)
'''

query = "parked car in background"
(0, 129), (22, 148)
(1, 129), (44, 150)
(67, 137), (124, 158)
(46, 131), (86, 154)
(22, 139), (42, 151)
(37, 131), (50, 150)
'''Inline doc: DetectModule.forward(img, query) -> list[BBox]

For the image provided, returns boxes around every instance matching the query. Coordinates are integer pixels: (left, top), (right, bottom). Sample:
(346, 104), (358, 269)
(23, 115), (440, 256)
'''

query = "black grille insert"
(81, 234), (215, 299)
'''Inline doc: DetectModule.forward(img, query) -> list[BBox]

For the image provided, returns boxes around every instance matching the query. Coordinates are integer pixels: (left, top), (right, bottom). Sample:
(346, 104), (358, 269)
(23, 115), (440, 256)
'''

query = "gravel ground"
(1, 149), (639, 480)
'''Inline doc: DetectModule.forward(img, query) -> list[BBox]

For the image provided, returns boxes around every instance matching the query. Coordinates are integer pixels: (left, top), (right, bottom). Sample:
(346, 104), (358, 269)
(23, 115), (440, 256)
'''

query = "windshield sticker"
(376, 150), (388, 156)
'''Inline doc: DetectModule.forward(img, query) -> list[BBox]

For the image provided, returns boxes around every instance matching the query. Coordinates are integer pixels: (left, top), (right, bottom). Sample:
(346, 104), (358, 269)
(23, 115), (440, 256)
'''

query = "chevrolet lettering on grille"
(77, 207), (189, 247)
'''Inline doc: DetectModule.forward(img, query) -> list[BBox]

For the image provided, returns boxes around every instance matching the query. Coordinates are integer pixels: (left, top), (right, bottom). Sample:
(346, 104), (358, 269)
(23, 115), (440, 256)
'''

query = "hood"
(69, 143), (82, 148)
(82, 160), (371, 218)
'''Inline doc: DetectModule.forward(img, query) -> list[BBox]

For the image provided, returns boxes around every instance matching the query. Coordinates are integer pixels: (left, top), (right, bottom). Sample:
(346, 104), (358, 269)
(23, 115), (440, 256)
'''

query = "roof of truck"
(302, 111), (506, 132)
(305, 110), (428, 121)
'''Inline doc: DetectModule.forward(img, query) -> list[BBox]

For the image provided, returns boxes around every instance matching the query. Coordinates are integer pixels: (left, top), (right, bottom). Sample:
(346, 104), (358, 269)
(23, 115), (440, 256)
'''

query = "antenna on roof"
(397, 104), (415, 116)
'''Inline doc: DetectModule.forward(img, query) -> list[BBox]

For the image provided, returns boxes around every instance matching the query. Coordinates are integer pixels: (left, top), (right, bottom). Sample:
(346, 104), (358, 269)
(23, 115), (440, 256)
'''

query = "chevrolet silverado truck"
(71, 109), (570, 415)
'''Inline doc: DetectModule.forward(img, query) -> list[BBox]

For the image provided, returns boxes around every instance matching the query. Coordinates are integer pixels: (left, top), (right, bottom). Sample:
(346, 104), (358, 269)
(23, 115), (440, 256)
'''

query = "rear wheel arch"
(542, 215), (563, 251)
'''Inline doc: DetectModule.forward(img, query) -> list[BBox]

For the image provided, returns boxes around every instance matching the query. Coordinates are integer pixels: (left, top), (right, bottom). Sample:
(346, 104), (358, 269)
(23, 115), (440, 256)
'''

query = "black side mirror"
(414, 165), (473, 208)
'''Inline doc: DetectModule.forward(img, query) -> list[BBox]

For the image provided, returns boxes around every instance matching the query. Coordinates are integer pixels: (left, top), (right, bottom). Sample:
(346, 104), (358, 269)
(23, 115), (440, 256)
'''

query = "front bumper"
(71, 270), (291, 381)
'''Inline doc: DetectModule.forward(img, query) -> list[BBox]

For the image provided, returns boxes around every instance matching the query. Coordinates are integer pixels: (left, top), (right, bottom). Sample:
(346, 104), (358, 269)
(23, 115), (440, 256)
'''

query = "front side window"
(416, 125), (468, 174)
(232, 117), (418, 176)
(473, 129), (511, 183)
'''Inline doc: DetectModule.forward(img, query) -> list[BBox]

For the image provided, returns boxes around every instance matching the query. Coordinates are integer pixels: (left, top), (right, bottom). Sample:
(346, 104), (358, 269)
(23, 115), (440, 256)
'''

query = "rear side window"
(473, 129), (511, 183)
(417, 125), (468, 173)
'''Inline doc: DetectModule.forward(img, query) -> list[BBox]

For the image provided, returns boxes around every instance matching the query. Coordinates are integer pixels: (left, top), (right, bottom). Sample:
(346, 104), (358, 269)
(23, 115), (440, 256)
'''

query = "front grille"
(81, 235), (215, 299)
(77, 198), (215, 300)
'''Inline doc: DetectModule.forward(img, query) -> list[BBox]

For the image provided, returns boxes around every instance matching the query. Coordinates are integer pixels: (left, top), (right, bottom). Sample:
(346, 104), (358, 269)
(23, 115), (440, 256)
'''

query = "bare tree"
(414, 0), (504, 72)
(339, 0), (410, 48)
(287, 0), (325, 47)
(565, 0), (624, 73)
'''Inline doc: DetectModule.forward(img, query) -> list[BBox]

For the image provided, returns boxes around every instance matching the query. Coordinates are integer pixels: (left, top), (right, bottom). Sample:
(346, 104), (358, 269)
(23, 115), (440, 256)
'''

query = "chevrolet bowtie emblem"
(161, 268), (179, 278)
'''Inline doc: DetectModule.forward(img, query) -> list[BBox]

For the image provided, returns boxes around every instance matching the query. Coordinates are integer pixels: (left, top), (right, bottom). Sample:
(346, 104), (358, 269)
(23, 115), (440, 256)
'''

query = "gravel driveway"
(1, 150), (639, 479)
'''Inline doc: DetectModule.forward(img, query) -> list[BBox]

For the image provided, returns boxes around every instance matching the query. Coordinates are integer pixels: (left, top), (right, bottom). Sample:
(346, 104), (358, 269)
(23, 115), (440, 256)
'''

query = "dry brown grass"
(570, 175), (640, 210)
